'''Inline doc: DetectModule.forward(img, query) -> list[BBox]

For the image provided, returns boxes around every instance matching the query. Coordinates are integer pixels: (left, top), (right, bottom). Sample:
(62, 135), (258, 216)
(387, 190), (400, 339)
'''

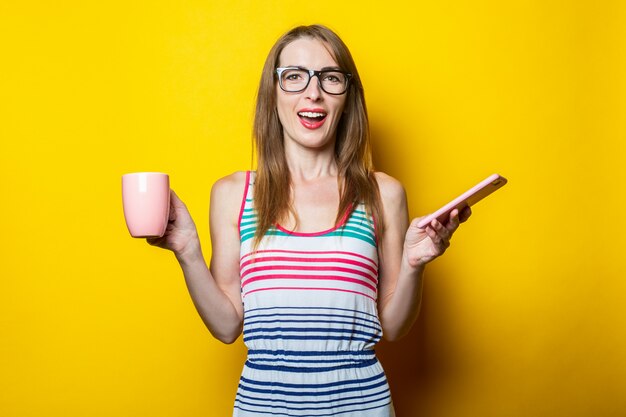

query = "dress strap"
(238, 171), (258, 243)
(237, 171), (251, 230)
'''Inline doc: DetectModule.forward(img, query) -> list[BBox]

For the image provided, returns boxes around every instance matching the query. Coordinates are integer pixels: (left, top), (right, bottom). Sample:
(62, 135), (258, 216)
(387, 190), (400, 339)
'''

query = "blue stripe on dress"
(246, 351), (377, 367)
(235, 394), (391, 412)
(239, 371), (383, 389)
(238, 375), (387, 396)
(235, 400), (391, 417)
(243, 358), (379, 373)
(233, 401), (392, 417)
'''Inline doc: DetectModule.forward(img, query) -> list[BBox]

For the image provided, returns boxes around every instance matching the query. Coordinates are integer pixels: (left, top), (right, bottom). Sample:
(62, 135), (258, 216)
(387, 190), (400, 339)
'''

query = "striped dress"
(233, 171), (394, 417)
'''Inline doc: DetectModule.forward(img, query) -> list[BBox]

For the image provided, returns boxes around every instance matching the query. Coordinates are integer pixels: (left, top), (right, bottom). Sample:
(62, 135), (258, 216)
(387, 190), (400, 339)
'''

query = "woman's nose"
(304, 75), (322, 100)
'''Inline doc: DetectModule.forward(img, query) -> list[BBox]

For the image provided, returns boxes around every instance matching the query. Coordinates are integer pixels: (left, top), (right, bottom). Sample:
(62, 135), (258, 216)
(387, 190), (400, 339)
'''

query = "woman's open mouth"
(298, 111), (327, 129)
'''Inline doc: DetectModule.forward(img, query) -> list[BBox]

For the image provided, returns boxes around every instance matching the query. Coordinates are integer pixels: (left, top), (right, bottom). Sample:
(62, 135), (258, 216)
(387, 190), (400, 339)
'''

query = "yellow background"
(1, 1), (625, 416)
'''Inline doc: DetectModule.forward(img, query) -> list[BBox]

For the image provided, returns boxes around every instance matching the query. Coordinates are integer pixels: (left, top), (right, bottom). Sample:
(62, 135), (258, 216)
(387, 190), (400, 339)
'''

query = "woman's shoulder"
(372, 172), (408, 229)
(211, 171), (251, 208)
(373, 171), (406, 202)
(212, 170), (251, 191)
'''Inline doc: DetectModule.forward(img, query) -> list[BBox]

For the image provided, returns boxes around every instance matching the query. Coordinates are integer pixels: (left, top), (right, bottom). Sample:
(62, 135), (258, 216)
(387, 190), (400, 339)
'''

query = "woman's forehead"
(278, 37), (338, 68)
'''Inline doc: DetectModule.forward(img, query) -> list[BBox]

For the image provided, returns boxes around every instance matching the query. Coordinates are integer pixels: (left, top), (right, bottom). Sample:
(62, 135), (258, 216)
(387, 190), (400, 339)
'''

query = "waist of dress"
(245, 349), (378, 373)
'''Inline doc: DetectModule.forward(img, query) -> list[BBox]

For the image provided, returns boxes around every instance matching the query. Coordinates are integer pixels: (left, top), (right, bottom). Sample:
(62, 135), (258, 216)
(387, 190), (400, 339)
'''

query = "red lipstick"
(297, 108), (327, 129)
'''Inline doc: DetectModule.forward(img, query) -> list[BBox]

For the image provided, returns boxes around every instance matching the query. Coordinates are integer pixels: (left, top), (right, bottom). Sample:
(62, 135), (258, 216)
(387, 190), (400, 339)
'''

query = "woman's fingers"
(459, 206), (472, 223)
(426, 220), (451, 251)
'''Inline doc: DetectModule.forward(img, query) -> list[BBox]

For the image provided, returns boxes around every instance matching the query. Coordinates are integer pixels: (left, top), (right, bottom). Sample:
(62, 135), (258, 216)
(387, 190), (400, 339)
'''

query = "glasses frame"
(275, 67), (352, 95)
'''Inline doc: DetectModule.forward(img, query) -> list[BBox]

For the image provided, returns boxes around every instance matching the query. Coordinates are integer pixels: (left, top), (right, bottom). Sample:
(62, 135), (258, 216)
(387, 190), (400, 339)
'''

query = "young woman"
(148, 24), (470, 417)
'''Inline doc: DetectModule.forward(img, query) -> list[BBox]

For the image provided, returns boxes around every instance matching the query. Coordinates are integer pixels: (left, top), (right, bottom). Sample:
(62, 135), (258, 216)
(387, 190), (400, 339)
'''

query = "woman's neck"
(284, 142), (338, 181)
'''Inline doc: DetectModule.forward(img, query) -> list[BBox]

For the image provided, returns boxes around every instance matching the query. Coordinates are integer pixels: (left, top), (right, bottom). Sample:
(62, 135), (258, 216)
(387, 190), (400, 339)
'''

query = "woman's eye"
(323, 73), (342, 83)
(285, 71), (304, 81)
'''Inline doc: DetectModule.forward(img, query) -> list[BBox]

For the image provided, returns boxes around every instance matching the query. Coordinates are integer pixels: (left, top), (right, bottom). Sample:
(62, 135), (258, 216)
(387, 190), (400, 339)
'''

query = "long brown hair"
(253, 24), (384, 245)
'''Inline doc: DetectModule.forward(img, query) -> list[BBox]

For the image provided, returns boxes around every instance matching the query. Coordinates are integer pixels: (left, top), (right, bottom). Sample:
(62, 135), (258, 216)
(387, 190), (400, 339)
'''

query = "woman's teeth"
(298, 111), (326, 119)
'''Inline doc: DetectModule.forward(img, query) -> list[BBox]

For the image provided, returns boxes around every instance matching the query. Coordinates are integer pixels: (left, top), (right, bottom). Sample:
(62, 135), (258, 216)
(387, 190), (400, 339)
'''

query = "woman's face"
(275, 37), (347, 153)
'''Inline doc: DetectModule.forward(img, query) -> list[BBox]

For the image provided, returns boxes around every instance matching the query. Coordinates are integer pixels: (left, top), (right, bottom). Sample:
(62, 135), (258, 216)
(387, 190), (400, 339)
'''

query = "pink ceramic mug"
(122, 172), (170, 238)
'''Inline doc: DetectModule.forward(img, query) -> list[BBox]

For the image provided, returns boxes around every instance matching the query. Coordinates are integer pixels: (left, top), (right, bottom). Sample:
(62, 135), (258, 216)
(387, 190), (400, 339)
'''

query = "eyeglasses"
(276, 67), (352, 95)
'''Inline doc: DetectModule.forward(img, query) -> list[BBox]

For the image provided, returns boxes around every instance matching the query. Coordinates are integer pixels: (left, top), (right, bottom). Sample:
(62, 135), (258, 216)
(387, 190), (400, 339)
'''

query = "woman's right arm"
(148, 172), (245, 344)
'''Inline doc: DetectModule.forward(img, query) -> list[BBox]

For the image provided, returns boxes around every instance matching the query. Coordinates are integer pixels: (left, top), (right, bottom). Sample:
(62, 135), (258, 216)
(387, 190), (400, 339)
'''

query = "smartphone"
(417, 174), (508, 229)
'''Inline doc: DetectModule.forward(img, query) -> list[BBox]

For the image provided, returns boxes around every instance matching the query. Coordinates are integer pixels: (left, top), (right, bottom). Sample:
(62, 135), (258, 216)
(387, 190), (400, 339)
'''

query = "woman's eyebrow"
(282, 65), (343, 71)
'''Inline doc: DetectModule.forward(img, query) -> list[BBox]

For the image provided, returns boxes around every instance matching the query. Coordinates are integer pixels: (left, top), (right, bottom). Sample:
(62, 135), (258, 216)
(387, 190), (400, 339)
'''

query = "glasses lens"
(279, 69), (309, 92)
(320, 71), (348, 94)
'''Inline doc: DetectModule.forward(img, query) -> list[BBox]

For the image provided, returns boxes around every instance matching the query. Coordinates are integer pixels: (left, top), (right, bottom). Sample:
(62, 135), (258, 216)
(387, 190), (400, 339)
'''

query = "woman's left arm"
(376, 173), (470, 341)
